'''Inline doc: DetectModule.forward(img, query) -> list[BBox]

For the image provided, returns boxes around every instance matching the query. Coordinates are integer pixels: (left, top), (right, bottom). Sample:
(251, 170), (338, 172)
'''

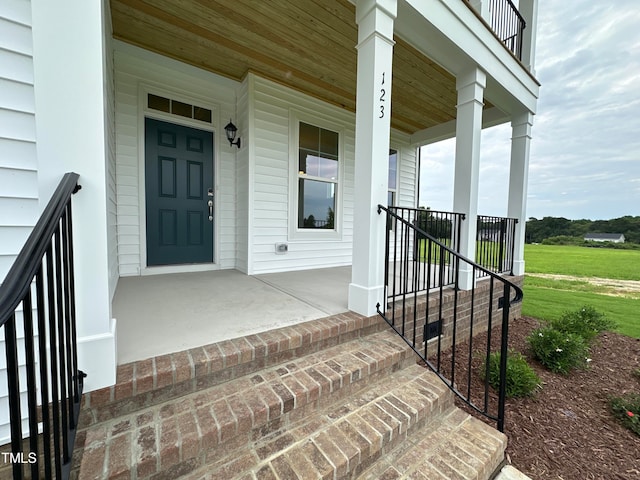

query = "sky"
(419, 0), (640, 221)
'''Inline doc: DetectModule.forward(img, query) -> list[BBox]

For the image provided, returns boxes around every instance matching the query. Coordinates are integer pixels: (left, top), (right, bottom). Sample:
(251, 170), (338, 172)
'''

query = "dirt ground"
(436, 316), (640, 479)
(527, 273), (640, 298)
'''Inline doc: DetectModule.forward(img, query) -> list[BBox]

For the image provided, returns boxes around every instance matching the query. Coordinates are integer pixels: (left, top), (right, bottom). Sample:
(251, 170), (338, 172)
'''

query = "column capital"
(356, 0), (397, 45)
(456, 68), (486, 109)
(456, 67), (487, 91)
(511, 111), (534, 139)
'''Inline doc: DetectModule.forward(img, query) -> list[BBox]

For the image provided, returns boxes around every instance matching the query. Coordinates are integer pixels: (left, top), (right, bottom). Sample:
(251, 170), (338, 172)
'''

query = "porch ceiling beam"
(410, 106), (509, 147)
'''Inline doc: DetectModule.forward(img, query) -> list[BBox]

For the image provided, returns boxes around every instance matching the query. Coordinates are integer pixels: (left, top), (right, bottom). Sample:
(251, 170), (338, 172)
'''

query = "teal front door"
(145, 118), (214, 266)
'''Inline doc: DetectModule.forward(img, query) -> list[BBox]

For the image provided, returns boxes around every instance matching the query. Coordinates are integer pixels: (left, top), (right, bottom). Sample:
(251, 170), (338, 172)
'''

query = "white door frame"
(137, 84), (221, 275)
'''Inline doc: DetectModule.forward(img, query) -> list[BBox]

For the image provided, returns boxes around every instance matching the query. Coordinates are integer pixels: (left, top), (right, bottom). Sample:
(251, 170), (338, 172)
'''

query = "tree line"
(525, 216), (640, 244)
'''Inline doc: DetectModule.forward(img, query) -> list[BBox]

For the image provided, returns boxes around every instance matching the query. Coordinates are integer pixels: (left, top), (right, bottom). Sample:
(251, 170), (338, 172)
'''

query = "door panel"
(145, 118), (214, 266)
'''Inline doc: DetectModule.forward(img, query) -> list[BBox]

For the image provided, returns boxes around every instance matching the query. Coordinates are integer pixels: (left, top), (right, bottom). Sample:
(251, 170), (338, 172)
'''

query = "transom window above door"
(297, 122), (339, 230)
(147, 93), (212, 124)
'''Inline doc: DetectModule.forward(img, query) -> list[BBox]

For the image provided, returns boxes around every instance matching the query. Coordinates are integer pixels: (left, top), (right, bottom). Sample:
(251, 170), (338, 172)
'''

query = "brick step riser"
(356, 408), (507, 480)
(77, 330), (422, 479)
(163, 367), (457, 480)
(80, 316), (386, 428)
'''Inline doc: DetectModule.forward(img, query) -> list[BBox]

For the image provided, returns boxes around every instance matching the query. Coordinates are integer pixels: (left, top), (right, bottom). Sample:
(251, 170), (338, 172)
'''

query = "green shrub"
(610, 394), (640, 436)
(541, 235), (583, 246)
(527, 326), (589, 374)
(482, 351), (540, 398)
(549, 305), (616, 343)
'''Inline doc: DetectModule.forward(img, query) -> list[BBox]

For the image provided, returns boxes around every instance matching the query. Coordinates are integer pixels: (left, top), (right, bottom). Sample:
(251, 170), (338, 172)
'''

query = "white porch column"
(519, 0), (539, 74)
(348, 0), (397, 317)
(32, 0), (116, 390)
(507, 111), (534, 276)
(452, 68), (486, 290)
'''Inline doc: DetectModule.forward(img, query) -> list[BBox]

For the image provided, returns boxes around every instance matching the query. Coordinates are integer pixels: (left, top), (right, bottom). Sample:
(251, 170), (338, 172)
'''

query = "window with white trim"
(297, 122), (339, 230)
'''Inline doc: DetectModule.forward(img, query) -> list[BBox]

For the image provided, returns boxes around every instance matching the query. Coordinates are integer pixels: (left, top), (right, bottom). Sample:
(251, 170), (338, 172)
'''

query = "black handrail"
(0, 172), (85, 480)
(378, 205), (523, 432)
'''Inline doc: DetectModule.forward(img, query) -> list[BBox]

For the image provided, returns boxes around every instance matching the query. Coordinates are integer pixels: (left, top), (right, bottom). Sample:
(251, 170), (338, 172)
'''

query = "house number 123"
(379, 72), (386, 118)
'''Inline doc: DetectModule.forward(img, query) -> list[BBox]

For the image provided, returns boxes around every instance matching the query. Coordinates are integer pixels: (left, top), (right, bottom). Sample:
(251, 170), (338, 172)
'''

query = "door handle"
(207, 188), (214, 221)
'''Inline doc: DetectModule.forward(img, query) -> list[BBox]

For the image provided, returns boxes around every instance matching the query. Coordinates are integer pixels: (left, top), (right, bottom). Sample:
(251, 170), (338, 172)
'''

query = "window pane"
(193, 106), (212, 123)
(298, 179), (335, 229)
(172, 100), (192, 118)
(388, 191), (395, 206)
(388, 149), (398, 190)
(320, 129), (339, 156)
(148, 94), (170, 113)
(299, 122), (319, 151)
(299, 153), (338, 179)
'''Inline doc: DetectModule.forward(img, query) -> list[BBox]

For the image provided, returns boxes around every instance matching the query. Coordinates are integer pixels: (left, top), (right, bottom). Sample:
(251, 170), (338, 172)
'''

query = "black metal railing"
(378, 205), (523, 432)
(0, 173), (85, 480)
(385, 207), (465, 294)
(476, 215), (518, 276)
(488, 0), (526, 59)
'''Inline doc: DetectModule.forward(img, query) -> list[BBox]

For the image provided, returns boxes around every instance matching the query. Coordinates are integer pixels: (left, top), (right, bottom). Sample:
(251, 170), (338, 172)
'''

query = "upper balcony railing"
(467, 0), (526, 60)
(487, 0), (526, 60)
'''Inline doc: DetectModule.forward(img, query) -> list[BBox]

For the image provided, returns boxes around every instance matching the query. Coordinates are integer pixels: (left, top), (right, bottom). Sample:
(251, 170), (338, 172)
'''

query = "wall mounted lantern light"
(224, 120), (241, 149)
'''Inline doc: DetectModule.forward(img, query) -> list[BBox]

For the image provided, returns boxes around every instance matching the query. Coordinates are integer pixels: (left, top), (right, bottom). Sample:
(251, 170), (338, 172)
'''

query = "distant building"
(584, 233), (625, 243)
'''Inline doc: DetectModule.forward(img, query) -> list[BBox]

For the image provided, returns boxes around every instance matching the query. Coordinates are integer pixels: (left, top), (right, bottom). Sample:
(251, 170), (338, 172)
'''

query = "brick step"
(357, 407), (507, 480)
(80, 313), (385, 428)
(177, 363), (456, 480)
(77, 329), (416, 479)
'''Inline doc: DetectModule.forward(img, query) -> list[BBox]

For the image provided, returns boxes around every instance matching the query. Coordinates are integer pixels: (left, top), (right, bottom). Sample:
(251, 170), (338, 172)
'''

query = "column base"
(458, 267), (475, 291)
(77, 318), (117, 391)
(348, 283), (385, 317)
(512, 260), (525, 276)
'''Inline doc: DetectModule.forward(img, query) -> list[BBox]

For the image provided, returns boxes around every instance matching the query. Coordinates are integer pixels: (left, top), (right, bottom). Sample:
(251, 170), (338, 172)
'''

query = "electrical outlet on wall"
(275, 243), (288, 254)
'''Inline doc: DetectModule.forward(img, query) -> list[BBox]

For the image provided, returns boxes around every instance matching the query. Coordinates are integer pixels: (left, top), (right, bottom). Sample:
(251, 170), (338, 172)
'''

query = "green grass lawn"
(525, 244), (640, 280)
(522, 244), (640, 338)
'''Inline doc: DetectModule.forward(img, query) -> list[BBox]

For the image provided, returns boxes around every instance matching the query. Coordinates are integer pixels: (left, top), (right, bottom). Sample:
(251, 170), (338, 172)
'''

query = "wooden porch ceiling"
(111, 0), (477, 135)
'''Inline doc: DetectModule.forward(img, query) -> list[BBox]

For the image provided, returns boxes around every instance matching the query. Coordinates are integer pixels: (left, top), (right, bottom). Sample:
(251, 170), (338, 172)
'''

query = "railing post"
(497, 283), (511, 432)
(4, 314), (23, 480)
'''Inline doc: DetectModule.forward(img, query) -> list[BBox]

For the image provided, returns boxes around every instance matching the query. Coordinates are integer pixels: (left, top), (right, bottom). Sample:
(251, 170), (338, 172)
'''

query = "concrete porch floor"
(112, 266), (351, 364)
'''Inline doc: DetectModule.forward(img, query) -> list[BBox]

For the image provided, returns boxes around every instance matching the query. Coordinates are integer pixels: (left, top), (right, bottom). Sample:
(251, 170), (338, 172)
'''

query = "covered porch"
(22, 0), (539, 393)
(113, 267), (351, 364)
(113, 206), (519, 365)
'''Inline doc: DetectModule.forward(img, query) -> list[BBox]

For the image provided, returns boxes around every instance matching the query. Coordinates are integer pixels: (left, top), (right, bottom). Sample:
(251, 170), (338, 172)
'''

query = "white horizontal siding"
(392, 131), (419, 208)
(0, 4), (37, 281)
(248, 76), (417, 274)
(0, 77), (35, 113)
(104, 8), (118, 301)
(114, 42), (240, 275)
(0, 0), (39, 445)
(249, 76), (355, 274)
